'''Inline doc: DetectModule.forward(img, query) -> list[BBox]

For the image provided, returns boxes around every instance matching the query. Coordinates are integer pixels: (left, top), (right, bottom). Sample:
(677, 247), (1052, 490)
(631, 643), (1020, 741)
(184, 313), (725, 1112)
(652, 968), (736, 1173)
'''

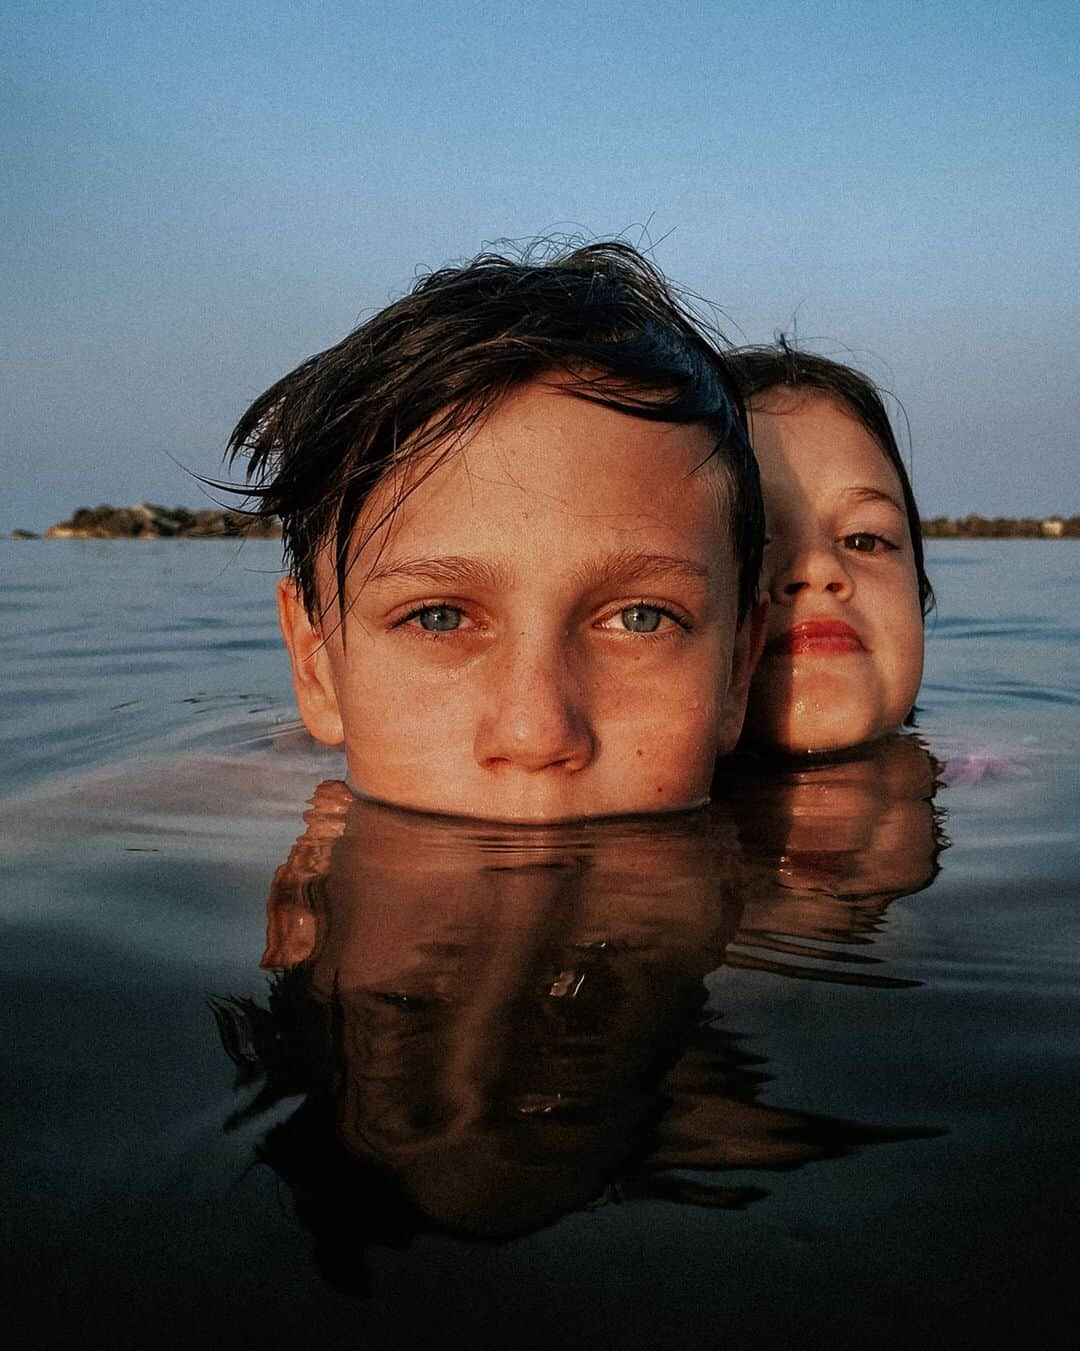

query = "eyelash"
(390, 600), (693, 637)
(600, 601), (692, 636)
(393, 602), (477, 636)
(840, 532), (899, 554)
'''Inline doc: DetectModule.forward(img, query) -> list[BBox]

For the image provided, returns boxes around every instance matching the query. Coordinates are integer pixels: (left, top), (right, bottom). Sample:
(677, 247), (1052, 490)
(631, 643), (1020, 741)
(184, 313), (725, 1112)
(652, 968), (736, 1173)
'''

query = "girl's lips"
(769, 620), (866, 655)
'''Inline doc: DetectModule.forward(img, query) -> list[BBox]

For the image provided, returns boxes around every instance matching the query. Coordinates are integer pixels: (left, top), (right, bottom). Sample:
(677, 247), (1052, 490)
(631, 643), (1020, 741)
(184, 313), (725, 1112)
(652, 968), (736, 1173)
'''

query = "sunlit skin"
(278, 377), (766, 822)
(743, 391), (924, 754)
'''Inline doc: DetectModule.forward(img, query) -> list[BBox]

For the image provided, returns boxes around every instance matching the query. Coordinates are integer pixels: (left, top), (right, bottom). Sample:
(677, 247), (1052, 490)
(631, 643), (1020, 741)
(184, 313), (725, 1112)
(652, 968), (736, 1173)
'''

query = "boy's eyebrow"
(842, 486), (906, 514)
(570, 548), (714, 590)
(359, 549), (713, 591)
(362, 555), (512, 589)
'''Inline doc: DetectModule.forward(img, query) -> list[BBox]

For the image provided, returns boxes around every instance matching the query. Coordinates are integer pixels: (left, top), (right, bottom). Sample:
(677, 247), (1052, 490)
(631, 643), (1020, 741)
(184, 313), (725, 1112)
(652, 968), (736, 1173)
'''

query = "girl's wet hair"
(224, 240), (764, 626)
(727, 340), (934, 617)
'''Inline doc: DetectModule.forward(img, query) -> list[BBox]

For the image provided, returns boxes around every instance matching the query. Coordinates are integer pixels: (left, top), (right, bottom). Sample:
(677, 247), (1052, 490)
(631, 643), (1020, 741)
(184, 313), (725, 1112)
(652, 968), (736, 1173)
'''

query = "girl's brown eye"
(843, 532), (893, 553)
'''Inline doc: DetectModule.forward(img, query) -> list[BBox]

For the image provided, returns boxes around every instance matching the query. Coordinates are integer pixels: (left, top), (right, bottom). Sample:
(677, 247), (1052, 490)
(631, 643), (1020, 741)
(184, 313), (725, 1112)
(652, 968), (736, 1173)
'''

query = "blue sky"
(3, 0), (1078, 528)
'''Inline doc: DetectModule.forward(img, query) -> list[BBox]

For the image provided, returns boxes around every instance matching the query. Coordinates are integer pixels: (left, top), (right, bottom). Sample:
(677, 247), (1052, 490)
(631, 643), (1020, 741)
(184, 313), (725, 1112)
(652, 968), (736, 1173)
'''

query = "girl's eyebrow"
(842, 486), (906, 514)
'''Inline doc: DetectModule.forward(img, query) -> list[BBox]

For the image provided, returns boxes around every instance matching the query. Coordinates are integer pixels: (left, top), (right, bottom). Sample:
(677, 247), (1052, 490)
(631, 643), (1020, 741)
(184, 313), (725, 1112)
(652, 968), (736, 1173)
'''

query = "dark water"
(2, 540), (1078, 1349)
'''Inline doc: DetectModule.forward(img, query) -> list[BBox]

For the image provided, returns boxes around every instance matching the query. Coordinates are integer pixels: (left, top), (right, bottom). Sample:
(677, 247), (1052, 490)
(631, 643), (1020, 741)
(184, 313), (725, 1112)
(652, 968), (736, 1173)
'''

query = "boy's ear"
(717, 597), (769, 754)
(276, 578), (345, 747)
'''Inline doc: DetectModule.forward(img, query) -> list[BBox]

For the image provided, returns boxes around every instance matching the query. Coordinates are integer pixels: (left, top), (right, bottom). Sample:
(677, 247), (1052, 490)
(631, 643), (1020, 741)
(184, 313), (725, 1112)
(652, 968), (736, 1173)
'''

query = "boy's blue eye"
(620, 604), (663, 633)
(416, 605), (463, 632)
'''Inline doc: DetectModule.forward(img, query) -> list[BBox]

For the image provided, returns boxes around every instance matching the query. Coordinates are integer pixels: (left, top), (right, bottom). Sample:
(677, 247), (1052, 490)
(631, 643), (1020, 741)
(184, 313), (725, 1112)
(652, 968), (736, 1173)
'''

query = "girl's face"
(743, 390), (924, 754)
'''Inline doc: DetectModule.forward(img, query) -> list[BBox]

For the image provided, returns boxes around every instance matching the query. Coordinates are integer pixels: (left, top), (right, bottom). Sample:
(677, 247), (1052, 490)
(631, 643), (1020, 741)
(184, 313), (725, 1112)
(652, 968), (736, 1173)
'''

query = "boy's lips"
(769, 620), (866, 655)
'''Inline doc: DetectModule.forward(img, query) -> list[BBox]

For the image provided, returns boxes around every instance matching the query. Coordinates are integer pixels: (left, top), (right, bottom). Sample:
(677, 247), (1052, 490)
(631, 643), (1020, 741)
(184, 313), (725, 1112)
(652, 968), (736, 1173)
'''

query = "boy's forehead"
(335, 387), (734, 584)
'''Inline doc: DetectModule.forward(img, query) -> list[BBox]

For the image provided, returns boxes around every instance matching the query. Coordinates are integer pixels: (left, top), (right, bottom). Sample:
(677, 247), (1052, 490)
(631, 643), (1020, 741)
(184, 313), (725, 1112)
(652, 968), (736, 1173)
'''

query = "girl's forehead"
(749, 391), (900, 493)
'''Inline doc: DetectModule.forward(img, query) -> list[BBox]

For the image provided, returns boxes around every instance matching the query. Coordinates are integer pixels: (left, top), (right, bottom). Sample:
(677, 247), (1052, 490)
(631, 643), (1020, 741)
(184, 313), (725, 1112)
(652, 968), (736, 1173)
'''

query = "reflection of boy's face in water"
(261, 789), (748, 1236)
(268, 785), (744, 978)
(280, 379), (763, 823)
(243, 748), (944, 1240)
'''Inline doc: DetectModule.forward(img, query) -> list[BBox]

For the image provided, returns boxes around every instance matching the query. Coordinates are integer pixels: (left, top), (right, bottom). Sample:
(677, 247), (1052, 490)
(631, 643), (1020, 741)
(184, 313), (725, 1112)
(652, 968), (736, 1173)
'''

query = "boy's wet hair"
(226, 241), (764, 625)
(727, 340), (934, 617)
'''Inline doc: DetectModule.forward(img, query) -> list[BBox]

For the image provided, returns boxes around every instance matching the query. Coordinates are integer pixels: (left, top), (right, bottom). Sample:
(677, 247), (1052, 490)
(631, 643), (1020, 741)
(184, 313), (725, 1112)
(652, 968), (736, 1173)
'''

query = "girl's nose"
(473, 638), (596, 774)
(770, 543), (854, 604)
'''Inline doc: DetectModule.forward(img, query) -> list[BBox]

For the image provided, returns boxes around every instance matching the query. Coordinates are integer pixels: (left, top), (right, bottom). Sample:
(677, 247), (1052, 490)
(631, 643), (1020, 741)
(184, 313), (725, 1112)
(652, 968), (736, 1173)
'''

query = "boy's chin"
(345, 778), (713, 826)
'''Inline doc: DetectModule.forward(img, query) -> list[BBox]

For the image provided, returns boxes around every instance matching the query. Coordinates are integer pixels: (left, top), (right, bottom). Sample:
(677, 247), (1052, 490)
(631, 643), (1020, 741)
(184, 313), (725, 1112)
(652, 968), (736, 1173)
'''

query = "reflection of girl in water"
(215, 768), (944, 1287)
(717, 734), (948, 981)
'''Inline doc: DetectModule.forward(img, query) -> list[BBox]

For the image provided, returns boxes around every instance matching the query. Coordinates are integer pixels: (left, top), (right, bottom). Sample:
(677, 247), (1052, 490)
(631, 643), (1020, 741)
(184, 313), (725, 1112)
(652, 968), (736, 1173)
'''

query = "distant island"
(11, 502), (282, 540)
(920, 514), (1079, 539)
(6, 503), (1079, 541)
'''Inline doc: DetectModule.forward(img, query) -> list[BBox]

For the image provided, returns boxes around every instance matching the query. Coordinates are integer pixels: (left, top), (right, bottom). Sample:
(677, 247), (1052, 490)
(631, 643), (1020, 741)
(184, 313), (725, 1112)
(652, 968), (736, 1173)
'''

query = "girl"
(730, 344), (932, 755)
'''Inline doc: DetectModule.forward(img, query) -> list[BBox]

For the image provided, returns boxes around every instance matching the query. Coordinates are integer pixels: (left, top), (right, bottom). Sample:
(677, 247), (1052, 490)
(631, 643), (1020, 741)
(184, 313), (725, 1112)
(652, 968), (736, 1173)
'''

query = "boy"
(228, 241), (765, 822)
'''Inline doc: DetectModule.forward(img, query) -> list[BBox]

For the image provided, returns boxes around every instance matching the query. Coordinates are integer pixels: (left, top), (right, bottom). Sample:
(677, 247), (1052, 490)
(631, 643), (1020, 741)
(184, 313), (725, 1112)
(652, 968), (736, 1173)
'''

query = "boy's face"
(278, 377), (763, 823)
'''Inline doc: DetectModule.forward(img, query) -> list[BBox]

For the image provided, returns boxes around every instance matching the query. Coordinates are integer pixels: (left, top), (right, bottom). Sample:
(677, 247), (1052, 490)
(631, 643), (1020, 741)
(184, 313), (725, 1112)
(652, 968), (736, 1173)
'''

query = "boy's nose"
(473, 639), (596, 774)
(770, 544), (854, 604)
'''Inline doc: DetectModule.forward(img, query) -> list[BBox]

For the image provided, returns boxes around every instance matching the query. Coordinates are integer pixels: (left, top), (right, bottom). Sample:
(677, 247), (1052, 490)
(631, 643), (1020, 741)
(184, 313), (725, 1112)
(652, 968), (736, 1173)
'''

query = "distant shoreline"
(7, 503), (1080, 541)
(10, 503), (282, 541)
(921, 515), (1078, 539)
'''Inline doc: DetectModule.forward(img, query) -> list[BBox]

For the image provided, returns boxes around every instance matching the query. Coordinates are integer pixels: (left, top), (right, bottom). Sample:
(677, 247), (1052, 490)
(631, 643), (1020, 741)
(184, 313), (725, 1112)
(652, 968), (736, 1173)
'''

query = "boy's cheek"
(325, 638), (727, 816)
(335, 673), (476, 785)
(581, 672), (724, 801)
(715, 603), (768, 752)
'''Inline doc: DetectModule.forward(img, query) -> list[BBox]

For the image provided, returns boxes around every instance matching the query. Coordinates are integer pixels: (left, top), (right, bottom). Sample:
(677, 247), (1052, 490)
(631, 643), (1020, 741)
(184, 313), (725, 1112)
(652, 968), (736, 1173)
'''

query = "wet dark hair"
(727, 340), (934, 617)
(226, 241), (764, 625)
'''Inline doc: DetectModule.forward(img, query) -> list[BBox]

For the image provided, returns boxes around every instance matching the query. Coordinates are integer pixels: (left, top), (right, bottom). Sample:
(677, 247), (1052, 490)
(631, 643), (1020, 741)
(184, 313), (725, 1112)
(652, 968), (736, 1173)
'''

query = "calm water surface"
(2, 540), (1078, 1349)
